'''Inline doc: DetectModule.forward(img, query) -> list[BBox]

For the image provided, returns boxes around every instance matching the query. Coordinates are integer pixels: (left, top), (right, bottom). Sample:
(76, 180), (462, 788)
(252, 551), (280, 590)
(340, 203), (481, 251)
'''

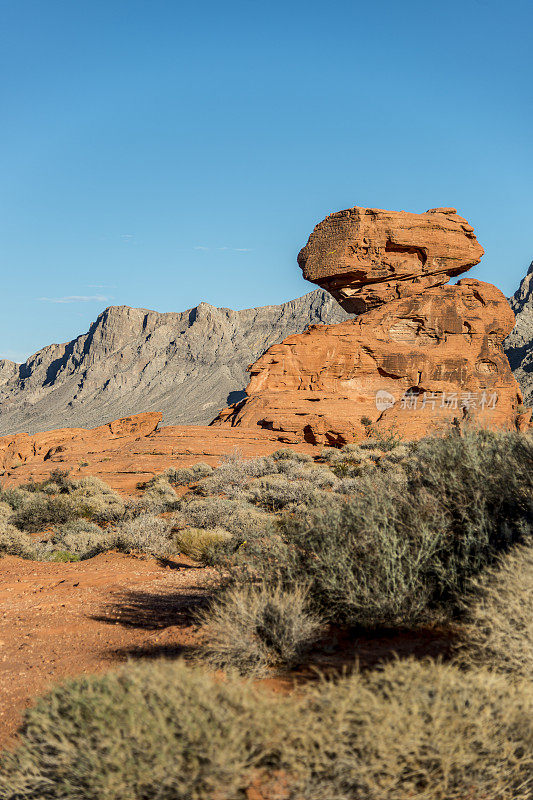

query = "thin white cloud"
(193, 246), (253, 252)
(38, 295), (110, 304)
(87, 284), (118, 289)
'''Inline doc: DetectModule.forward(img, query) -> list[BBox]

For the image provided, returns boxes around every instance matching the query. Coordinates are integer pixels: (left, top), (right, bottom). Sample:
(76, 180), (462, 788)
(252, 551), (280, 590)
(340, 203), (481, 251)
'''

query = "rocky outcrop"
(0, 413), (317, 492)
(0, 290), (349, 435)
(505, 260), (533, 405)
(298, 206), (484, 312)
(214, 206), (527, 443)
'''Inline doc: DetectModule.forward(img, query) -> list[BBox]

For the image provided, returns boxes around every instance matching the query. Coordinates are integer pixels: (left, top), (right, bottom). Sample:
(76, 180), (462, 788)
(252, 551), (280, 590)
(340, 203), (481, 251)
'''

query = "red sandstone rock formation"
(0, 413), (317, 491)
(213, 206), (528, 443)
(297, 206), (484, 313)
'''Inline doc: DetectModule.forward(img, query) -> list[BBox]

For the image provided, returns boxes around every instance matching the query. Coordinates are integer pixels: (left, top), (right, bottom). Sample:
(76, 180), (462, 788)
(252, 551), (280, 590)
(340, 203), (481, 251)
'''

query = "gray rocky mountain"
(505, 260), (533, 405)
(0, 290), (350, 435)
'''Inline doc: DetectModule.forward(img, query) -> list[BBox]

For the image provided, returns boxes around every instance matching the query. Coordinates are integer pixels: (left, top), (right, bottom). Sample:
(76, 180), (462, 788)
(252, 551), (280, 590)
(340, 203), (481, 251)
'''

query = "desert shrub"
(10, 494), (82, 533)
(236, 430), (533, 627)
(0, 521), (37, 559)
(194, 462), (251, 497)
(248, 475), (324, 511)
(406, 428), (533, 554)
(271, 448), (312, 463)
(135, 477), (180, 513)
(40, 481), (61, 495)
(194, 456), (281, 497)
(287, 659), (533, 800)
(69, 476), (125, 522)
(5, 476), (125, 531)
(160, 462), (213, 486)
(49, 519), (110, 560)
(0, 486), (32, 511)
(2, 658), (531, 800)
(0, 500), (13, 519)
(111, 514), (175, 557)
(178, 496), (274, 539)
(47, 468), (74, 491)
(174, 527), (233, 562)
(0, 660), (281, 800)
(454, 543), (533, 679)
(275, 483), (449, 626)
(274, 460), (338, 487)
(197, 582), (323, 675)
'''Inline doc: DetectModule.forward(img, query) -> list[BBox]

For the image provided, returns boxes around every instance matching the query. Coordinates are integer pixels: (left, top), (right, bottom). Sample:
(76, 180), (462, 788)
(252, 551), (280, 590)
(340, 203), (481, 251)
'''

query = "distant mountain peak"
(0, 289), (350, 435)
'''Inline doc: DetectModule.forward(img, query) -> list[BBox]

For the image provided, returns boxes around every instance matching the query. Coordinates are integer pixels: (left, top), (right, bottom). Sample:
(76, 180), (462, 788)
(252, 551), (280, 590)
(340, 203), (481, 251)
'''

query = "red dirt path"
(0, 552), (213, 750)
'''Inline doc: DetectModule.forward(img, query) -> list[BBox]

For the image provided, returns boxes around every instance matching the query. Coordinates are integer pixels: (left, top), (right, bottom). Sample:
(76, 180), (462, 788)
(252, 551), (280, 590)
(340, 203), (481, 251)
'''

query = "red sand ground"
(0, 552), (214, 750)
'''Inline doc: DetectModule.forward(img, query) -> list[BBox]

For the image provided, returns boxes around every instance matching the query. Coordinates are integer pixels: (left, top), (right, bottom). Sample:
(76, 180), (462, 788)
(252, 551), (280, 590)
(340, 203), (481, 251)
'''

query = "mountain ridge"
(0, 290), (350, 434)
(505, 259), (533, 405)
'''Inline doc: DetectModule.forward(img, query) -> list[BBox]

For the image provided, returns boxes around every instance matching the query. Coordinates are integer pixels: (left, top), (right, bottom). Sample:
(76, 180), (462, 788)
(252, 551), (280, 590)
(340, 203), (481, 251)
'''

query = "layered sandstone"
(0, 413), (318, 492)
(214, 206), (528, 443)
(297, 206), (484, 312)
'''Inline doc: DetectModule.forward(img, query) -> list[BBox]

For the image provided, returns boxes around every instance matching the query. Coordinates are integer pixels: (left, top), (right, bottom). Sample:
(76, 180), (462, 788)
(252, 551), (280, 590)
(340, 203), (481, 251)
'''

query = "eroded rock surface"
(298, 206), (484, 312)
(214, 206), (527, 443)
(0, 413), (318, 492)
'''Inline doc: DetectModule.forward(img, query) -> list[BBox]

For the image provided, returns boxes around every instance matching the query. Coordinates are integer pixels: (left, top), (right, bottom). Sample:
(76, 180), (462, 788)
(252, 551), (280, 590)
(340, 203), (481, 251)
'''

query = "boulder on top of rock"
(213, 205), (528, 443)
(297, 206), (484, 312)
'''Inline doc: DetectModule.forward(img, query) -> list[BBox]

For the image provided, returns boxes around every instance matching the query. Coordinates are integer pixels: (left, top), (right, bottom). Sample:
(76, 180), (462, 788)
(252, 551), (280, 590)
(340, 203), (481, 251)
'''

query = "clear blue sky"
(1, 0), (531, 362)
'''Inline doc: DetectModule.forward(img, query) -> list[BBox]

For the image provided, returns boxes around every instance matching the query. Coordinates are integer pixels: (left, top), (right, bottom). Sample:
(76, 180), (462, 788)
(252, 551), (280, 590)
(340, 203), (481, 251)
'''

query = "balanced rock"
(297, 206), (484, 312)
(213, 206), (527, 443)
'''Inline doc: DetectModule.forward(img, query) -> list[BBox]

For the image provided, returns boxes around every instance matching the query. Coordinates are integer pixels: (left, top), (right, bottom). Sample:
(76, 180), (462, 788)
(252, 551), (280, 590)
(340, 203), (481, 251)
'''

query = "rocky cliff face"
(505, 260), (533, 405)
(0, 290), (350, 435)
(214, 207), (527, 443)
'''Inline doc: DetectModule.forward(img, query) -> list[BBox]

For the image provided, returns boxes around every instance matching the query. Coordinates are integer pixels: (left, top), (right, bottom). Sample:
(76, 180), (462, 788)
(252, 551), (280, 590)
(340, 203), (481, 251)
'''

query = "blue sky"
(1, 0), (531, 362)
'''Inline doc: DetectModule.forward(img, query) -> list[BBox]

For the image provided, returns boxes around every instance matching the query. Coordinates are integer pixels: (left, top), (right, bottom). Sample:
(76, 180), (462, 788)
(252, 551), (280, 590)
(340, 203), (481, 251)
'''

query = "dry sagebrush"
(1, 658), (532, 800)
(197, 582), (323, 675)
(455, 543), (533, 679)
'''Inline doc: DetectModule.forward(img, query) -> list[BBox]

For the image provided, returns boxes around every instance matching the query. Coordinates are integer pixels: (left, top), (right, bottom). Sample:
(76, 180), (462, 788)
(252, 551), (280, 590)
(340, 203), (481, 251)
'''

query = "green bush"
(10, 494), (82, 533)
(197, 582), (323, 675)
(0, 660), (281, 800)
